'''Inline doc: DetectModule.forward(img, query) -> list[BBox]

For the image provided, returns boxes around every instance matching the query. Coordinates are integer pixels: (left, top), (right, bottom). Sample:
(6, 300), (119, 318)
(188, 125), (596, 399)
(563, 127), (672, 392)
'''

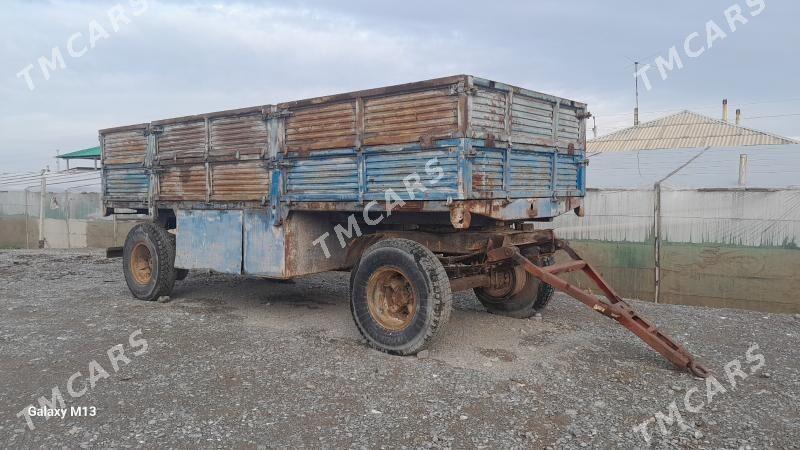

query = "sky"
(1, 0), (798, 172)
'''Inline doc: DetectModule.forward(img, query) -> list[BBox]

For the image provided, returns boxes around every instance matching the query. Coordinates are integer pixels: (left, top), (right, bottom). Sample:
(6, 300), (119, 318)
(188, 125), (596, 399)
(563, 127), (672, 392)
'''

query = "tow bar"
(487, 240), (710, 378)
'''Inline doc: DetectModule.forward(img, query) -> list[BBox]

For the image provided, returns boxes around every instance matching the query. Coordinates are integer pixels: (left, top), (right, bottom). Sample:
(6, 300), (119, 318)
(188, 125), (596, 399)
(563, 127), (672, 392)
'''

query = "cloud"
(1, 0), (798, 171)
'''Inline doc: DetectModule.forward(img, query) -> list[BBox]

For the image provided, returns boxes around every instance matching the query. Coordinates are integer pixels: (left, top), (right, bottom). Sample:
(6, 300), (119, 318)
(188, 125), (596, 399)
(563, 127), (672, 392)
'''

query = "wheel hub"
(130, 242), (153, 285)
(366, 267), (417, 331)
(483, 265), (527, 298)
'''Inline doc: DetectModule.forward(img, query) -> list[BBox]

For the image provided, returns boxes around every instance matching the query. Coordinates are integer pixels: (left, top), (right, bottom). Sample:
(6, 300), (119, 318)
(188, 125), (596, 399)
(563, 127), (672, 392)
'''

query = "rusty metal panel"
(471, 87), (507, 138)
(363, 87), (459, 146)
(557, 104), (581, 144)
(510, 94), (555, 144)
(243, 209), (285, 277)
(175, 209), (242, 274)
(210, 161), (270, 201)
(364, 147), (458, 199)
(555, 154), (582, 196)
(471, 148), (504, 191)
(104, 168), (149, 203)
(156, 120), (207, 164)
(285, 150), (359, 198)
(209, 114), (268, 160)
(158, 165), (206, 201)
(285, 101), (356, 153)
(508, 150), (553, 193)
(101, 128), (148, 165)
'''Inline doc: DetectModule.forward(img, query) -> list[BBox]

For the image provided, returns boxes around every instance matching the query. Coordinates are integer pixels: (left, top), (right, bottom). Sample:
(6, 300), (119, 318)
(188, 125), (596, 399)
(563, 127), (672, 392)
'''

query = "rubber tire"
(475, 255), (555, 319)
(350, 238), (452, 355)
(122, 223), (177, 301)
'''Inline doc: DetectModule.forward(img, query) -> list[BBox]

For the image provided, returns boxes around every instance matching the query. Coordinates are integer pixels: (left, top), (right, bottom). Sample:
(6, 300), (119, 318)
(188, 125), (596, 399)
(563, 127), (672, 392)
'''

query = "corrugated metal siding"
(471, 88), (506, 137)
(511, 94), (554, 143)
(156, 121), (207, 164)
(211, 161), (270, 201)
(286, 101), (356, 153)
(365, 148), (458, 198)
(557, 105), (581, 142)
(209, 114), (268, 160)
(101, 127), (150, 205)
(158, 165), (206, 201)
(102, 129), (148, 165)
(286, 151), (359, 197)
(661, 189), (800, 247)
(363, 88), (459, 146)
(555, 154), (581, 194)
(551, 190), (656, 242)
(508, 150), (552, 193)
(471, 148), (504, 191)
(103, 168), (149, 202)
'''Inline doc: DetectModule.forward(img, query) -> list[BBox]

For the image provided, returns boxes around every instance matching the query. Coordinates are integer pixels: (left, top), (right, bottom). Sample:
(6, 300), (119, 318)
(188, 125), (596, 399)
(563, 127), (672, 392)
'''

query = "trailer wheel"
(175, 269), (189, 281)
(122, 223), (176, 301)
(475, 255), (554, 318)
(350, 239), (452, 355)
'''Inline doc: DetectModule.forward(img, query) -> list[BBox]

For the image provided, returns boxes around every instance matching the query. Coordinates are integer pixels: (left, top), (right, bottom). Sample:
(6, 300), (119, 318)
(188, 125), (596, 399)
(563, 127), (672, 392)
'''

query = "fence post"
(38, 171), (47, 248)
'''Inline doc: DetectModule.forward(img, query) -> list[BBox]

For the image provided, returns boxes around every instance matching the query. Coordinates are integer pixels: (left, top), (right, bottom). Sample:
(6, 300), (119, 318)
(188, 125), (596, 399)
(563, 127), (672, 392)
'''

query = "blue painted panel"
(365, 148), (459, 200)
(508, 148), (554, 195)
(286, 151), (359, 197)
(243, 209), (286, 277)
(104, 167), (149, 202)
(175, 210), (243, 274)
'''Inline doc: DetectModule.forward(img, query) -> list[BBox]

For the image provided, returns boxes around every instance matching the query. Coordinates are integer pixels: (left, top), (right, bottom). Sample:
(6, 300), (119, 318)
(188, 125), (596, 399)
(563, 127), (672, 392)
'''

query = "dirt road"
(1, 249), (798, 448)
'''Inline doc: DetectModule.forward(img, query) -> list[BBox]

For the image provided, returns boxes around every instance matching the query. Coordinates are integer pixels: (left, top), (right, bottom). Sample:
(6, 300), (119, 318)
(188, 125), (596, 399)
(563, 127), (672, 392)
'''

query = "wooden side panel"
(211, 161), (270, 201)
(209, 114), (268, 160)
(285, 101), (356, 153)
(363, 88), (459, 146)
(102, 129), (148, 165)
(158, 165), (206, 201)
(156, 121), (206, 164)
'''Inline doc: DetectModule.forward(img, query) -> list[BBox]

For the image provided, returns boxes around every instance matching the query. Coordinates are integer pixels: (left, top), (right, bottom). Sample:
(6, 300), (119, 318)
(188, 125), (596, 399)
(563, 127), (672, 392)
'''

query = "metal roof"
(58, 146), (100, 160)
(586, 144), (800, 189)
(588, 111), (798, 152)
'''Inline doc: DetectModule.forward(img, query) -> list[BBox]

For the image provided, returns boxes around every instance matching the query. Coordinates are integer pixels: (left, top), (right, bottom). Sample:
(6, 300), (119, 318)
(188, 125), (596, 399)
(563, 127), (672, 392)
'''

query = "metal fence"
(549, 187), (800, 313)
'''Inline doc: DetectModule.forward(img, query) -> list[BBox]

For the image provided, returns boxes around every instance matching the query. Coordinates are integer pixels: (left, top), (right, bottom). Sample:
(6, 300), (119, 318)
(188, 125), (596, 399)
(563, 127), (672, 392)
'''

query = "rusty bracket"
(486, 243), (711, 378)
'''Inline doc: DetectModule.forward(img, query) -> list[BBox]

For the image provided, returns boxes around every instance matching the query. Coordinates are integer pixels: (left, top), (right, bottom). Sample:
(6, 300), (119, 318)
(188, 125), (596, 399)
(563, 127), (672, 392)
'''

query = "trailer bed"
(100, 75), (587, 226)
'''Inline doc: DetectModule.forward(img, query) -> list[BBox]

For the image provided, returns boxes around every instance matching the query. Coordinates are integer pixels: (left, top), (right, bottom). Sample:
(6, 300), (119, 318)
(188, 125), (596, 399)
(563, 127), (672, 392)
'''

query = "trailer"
(101, 75), (708, 376)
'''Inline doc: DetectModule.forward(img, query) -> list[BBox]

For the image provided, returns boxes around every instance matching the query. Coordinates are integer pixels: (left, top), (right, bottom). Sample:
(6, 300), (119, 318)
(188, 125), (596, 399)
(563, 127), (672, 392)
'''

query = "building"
(588, 110), (798, 153)
(57, 146), (101, 170)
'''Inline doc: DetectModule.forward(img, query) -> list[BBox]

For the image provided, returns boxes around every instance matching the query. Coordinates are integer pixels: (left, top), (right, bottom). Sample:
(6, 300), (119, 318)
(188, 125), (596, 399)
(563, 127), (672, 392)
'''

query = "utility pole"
(634, 61), (640, 126)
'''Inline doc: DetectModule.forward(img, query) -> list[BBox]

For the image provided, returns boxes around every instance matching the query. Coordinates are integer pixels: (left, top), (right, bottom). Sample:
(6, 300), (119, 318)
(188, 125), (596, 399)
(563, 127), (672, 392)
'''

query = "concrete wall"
(550, 188), (800, 313)
(0, 191), (137, 249)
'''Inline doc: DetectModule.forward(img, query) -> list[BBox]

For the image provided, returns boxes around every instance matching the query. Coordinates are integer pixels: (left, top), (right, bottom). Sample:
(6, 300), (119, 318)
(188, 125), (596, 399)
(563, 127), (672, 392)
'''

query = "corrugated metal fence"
(0, 190), (135, 249)
(551, 187), (800, 313)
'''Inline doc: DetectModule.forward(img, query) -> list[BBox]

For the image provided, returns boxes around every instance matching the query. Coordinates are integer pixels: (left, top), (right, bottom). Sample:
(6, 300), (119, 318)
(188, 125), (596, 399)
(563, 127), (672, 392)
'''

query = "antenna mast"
(634, 61), (640, 126)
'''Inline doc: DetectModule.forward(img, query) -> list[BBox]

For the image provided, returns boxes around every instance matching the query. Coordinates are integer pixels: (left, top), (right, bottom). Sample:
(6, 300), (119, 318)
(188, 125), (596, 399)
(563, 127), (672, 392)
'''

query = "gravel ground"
(0, 249), (798, 449)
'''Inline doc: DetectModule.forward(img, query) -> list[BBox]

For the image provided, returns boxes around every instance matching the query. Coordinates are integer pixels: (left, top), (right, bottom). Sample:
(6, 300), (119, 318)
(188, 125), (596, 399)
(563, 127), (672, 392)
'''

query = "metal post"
(38, 170), (46, 248)
(24, 188), (30, 249)
(65, 190), (71, 249)
(738, 154), (748, 186)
